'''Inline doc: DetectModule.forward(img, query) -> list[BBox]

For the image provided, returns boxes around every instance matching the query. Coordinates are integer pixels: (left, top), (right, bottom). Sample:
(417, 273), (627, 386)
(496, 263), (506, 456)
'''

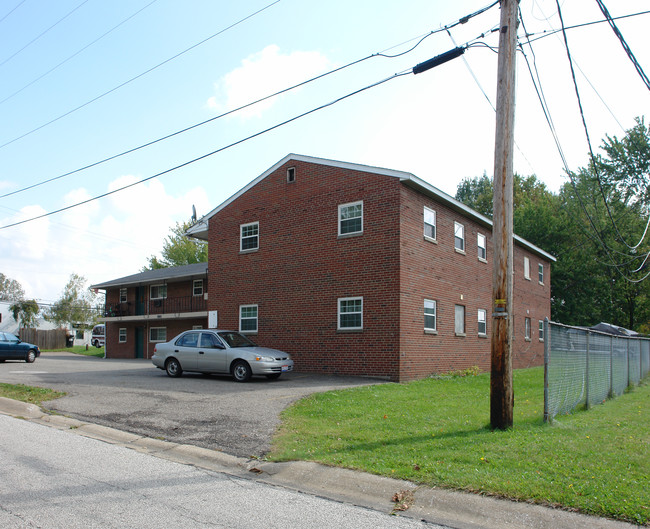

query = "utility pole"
(491, 0), (518, 430)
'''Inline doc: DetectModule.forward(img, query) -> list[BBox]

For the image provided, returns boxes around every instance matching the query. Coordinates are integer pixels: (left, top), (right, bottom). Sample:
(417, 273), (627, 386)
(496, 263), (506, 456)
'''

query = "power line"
(0, 0), (27, 25)
(0, 0), (282, 151)
(593, 0), (650, 91)
(0, 0), (90, 68)
(0, 0), (160, 106)
(1, 1), (500, 201)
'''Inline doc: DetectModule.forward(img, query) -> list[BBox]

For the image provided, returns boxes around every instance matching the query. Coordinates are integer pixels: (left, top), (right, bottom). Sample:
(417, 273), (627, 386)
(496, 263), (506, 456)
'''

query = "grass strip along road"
(270, 367), (649, 525)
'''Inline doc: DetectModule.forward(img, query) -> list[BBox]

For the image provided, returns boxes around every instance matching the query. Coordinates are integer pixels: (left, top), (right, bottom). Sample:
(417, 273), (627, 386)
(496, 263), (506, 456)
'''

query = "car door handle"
(199, 351), (205, 354)
(174, 349), (179, 353)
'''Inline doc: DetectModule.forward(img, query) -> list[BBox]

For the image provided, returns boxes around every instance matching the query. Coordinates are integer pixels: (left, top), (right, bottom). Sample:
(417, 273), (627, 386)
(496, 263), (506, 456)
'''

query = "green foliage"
(9, 299), (39, 328)
(454, 118), (650, 331)
(0, 273), (25, 302)
(0, 382), (66, 405)
(144, 220), (208, 270)
(45, 274), (100, 329)
(271, 368), (650, 524)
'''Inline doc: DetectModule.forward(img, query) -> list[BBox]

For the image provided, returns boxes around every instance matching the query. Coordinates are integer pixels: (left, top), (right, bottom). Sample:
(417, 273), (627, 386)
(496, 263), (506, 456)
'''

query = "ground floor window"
(150, 327), (166, 342)
(455, 304), (465, 336)
(525, 318), (531, 340)
(338, 297), (363, 330)
(539, 320), (544, 341)
(240, 305), (258, 333)
(119, 328), (127, 343)
(478, 309), (487, 336)
(424, 299), (436, 331)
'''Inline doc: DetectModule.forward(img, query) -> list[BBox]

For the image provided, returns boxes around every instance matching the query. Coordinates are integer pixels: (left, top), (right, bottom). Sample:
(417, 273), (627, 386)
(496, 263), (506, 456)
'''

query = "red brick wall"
(208, 160), (402, 379)
(206, 159), (552, 382)
(398, 185), (551, 380)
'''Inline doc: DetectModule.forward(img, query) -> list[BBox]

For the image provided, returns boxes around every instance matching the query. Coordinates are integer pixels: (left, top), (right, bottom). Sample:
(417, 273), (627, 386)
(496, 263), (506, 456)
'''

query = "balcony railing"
(103, 295), (207, 318)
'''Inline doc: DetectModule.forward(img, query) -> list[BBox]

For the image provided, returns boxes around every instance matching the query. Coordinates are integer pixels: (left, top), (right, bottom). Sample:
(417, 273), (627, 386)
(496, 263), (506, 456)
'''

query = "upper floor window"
(338, 201), (363, 236)
(193, 279), (203, 296)
(240, 222), (259, 252)
(119, 288), (127, 303)
(240, 305), (258, 333)
(286, 167), (296, 183)
(150, 284), (167, 300)
(424, 299), (436, 331)
(538, 263), (544, 284)
(477, 233), (487, 261)
(524, 256), (531, 280)
(454, 222), (465, 252)
(423, 207), (436, 241)
(338, 297), (363, 330)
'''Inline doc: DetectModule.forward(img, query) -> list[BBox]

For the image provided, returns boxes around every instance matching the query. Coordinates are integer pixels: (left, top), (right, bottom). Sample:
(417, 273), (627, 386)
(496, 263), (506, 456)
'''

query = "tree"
(144, 220), (208, 270)
(0, 273), (25, 302)
(9, 299), (39, 328)
(45, 274), (100, 329)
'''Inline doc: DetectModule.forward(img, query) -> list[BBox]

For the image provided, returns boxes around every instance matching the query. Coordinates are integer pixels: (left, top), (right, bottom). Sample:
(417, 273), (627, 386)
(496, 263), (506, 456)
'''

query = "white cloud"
(207, 44), (332, 118)
(0, 177), (211, 302)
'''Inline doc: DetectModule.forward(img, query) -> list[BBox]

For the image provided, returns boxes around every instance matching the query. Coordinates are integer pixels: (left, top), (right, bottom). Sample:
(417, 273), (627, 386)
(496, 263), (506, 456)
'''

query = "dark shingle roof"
(90, 262), (208, 290)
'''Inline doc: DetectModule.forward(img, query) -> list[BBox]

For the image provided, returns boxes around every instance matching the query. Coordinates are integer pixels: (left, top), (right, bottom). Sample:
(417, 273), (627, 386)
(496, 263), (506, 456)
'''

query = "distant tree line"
(456, 117), (650, 332)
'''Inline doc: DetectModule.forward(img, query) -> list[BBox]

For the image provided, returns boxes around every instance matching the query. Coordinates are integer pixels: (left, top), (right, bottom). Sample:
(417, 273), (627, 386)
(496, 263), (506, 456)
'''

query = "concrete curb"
(0, 399), (637, 529)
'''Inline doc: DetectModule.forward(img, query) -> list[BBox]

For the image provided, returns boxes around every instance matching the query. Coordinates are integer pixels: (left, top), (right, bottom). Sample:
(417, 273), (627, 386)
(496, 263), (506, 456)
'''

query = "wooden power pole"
(491, 0), (518, 430)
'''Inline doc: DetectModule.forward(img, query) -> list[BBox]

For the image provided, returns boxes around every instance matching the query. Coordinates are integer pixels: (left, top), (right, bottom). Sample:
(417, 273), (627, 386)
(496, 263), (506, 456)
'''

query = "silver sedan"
(152, 329), (293, 382)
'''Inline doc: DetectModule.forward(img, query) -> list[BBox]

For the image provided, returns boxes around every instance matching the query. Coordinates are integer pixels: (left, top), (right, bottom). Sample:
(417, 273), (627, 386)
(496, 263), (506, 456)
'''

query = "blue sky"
(0, 0), (648, 303)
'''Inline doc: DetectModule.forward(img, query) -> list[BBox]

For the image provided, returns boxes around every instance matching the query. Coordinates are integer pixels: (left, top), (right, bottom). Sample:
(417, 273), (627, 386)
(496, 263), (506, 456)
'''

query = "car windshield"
(217, 332), (257, 348)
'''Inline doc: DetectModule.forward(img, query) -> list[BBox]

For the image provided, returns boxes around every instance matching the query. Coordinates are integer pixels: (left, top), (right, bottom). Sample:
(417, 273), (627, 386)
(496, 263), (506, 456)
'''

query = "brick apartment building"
(93, 154), (554, 381)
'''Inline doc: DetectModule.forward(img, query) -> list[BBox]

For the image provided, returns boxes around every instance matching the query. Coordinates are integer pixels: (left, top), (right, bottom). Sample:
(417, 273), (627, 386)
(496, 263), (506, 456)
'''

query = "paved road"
(0, 353), (382, 457)
(0, 414), (441, 529)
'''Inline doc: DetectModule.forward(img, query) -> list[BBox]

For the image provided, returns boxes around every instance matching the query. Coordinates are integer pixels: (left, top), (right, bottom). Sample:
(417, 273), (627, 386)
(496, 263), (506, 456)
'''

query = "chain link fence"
(544, 320), (650, 422)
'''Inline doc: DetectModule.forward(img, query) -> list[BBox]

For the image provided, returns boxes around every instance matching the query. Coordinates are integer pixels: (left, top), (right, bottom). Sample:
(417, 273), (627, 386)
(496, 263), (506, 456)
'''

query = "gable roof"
(90, 262), (208, 290)
(186, 154), (555, 262)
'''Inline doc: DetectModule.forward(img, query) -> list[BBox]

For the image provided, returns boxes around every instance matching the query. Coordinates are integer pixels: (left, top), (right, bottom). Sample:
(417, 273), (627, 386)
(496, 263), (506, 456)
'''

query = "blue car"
(0, 332), (41, 363)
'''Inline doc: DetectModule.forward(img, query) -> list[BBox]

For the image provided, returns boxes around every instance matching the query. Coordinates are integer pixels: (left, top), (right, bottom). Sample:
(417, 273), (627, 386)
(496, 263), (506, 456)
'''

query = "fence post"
(609, 335), (614, 398)
(627, 339), (631, 389)
(544, 318), (550, 423)
(585, 331), (590, 410)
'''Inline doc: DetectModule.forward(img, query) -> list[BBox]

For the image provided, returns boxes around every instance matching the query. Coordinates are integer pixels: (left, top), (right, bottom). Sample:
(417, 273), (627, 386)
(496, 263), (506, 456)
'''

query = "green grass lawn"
(271, 367), (649, 525)
(0, 382), (66, 405)
(43, 345), (104, 357)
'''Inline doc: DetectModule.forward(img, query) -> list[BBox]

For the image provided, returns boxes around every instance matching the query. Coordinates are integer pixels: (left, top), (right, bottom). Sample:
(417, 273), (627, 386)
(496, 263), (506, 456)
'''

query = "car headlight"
(255, 355), (274, 362)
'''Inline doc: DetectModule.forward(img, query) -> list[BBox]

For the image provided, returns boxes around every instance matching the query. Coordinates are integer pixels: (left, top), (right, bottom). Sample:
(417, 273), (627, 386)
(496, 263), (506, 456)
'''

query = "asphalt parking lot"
(0, 352), (383, 457)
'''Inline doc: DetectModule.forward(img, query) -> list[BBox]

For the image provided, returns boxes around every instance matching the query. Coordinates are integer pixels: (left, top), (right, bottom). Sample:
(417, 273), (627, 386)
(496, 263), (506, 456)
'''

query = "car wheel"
(165, 358), (183, 378)
(265, 373), (281, 380)
(26, 350), (36, 363)
(93, 340), (99, 348)
(232, 360), (252, 382)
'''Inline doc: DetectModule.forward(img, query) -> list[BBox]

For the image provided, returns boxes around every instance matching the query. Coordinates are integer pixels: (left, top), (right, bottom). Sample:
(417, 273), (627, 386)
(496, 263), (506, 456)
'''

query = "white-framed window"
(338, 297), (363, 330)
(478, 309), (487, 336)
(539, 320), (544, 342)
(423, 207), (436, 241)
(538, 263), (544, 284)
(338, 201), (363, 236)
(192, 325), (203, 330)
(477, 233), (487, 261)
(240, 222), (259, 252)
(119, 288), (127, 303)
(150, 327), (166, 342)
(287, 167), (296, 183)
(193, 279), (203, 296)
(525, 318), (531, 340)
(118, 328), (127, 343)
(524, 256), (531, 280)
(239, 305), (258, 333)
(424, 299), (436, 331)
(454, 222), (465, 252)
(150, 284), (167, 300)
(455, 304), (465, 335)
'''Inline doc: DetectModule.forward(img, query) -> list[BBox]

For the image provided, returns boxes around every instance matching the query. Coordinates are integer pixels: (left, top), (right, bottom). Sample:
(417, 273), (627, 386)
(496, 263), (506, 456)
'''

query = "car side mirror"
(213, 343), (225, 349)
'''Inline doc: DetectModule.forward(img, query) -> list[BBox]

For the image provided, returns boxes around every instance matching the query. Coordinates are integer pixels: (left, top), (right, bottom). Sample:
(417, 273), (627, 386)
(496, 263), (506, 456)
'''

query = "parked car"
(152, 329), (293, 382)
(0, 332), (41, 363)
(91, 324), (105, 348)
